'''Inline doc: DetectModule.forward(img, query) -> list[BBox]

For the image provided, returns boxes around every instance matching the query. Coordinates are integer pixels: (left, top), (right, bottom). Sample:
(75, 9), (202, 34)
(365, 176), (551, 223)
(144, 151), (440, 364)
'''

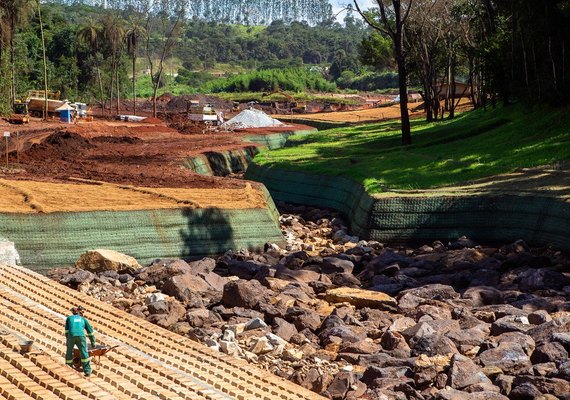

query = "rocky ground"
(50, 202), (570, 400)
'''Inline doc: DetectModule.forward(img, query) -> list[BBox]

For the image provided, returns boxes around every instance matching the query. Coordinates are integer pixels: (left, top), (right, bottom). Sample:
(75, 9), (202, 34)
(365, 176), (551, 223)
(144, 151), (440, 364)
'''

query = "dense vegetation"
(0, 1), (388, 115)
(254, 105), (570, 191)
(201, 68), (336, 93)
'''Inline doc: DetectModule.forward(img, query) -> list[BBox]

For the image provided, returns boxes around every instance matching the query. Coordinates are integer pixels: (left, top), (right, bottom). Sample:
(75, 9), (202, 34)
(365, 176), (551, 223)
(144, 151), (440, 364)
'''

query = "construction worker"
(65, 306), (96, 376)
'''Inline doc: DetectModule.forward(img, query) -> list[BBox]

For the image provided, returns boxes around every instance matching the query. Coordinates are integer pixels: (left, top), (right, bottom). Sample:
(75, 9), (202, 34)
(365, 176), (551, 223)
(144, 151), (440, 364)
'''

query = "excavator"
(3, 101), (30, 124)
(262, 88), (307, 113)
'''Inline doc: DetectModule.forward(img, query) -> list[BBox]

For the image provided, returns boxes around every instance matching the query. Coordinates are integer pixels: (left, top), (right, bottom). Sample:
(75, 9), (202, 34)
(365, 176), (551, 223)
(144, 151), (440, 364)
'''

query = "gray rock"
(558, 360), (570, 380)
(285, 307), (321, 331)
(496, 332), (535, 356)
(528, 310), (553, 325)
(530, 342), (569, 364)
(435, 388), (508, 399)
(186, 309), (223, 328)
(399, 284), (459, 301)
(61, 269), (95, 286)
(479, 342), (532, 374)
(448, 353), (488, 390)
(518, 268), (570, 291)
(491, 315), (532, 336)
(147, 300), (169, 314)
(321, 257), (354, 274)
(227, 259), (266, 279)
(463, 286), (503, 306)
(323, 371), (357, 400)
(244, 317), (268, 331)
(495, 374), (514, 395)
(319, 325), (366, 346)
(410, 334), (459, 357)
(137, 259), (191, 285)
(513, 375), (570, 397)
(509, 382), (543, 399)
(527, 316), (570, 345)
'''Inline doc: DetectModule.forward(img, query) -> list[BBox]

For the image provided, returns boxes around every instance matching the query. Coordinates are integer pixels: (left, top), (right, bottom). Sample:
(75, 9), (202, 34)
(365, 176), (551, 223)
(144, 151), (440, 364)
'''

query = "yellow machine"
(3, 101), (30, 124)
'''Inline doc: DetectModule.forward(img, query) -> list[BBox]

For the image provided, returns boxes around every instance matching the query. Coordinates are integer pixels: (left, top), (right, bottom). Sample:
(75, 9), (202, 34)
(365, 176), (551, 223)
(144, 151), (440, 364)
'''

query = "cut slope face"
(0, 263), (324, 400)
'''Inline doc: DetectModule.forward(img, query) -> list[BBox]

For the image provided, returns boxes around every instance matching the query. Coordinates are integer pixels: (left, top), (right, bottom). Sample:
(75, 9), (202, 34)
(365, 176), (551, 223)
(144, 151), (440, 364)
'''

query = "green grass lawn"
(253, 104), (570, 193)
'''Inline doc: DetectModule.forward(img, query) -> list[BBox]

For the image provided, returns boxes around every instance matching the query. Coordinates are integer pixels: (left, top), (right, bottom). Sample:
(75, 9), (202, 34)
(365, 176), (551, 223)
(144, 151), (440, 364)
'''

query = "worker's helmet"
(77, 305), (84, 314)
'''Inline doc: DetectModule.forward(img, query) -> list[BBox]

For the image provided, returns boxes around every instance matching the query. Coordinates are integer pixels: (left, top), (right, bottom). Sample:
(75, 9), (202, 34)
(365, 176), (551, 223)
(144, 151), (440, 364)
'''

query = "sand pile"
(221, 109), (286, 129)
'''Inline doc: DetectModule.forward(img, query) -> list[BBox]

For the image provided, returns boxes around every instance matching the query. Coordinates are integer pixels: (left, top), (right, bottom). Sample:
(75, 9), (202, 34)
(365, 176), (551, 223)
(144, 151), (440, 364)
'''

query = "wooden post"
(3, 132), (10, 168)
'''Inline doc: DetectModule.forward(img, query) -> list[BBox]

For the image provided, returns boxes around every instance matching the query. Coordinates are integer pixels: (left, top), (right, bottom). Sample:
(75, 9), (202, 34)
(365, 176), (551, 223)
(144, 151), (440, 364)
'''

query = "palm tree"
(0, 0), (33, 104)
(36, 0), (48, 120)
(78, 18), (105, 111)
(125, 19), (146, 116)
(101, 13), (125, 115)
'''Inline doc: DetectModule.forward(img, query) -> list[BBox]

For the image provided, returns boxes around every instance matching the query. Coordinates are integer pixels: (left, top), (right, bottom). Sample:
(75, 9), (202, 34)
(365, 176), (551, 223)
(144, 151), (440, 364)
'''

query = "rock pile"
(50, 204), (570, 400)
(221, 108), (286, 130)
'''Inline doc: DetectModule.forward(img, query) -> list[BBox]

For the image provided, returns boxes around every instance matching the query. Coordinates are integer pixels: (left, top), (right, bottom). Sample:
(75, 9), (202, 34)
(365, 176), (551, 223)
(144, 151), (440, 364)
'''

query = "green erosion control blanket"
(184, 130), (316, 176)
(246, 164), (570, 251)
(1, 205), (284, 274)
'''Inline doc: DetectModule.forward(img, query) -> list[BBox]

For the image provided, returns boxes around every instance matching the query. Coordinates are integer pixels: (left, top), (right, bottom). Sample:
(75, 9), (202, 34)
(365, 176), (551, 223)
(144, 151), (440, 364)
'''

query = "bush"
(336, 70), (398, 91)
(201, 68), (336, 93)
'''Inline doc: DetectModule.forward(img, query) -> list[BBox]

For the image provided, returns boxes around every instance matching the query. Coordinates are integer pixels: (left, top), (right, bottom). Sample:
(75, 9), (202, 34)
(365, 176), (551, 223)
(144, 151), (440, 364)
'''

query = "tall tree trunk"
(132, 48), (137, 115)
(448, 55), (456, 119)
(116, 66), (120, 114)
(395, 34), (411, 145)
(95, 57), (105, 110)
(38, 1), (48, 120)
(9, 31), (15, 104)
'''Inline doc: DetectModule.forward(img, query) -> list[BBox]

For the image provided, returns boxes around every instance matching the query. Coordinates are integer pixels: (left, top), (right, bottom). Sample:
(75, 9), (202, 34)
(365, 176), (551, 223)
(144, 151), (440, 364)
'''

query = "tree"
(144, 0), (186, 117)
(354, 0), (414, 145)
(125, 17), (146, 115)
(78, 18), (105, 108)
(101, 13), (125, 114)
(0, 0), (33, 103)
(36, 0), (48, 119)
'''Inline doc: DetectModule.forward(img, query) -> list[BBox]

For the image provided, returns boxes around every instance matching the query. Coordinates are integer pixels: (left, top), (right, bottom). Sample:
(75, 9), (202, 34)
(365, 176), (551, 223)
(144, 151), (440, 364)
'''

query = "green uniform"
(65, 314), (96, 375)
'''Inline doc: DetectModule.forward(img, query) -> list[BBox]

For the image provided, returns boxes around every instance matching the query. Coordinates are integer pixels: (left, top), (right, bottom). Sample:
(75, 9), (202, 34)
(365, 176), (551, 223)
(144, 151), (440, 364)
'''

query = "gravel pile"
(221, 109), (286, 129)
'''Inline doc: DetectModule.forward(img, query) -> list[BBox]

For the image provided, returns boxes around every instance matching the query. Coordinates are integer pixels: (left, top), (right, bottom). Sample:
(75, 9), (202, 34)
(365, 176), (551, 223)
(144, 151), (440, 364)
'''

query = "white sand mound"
(221, 109), (286, 129)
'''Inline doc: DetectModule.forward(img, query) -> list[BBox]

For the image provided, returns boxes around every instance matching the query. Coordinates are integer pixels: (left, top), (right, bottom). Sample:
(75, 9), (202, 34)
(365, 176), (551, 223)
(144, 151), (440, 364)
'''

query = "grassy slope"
(254, 104), (570, 193)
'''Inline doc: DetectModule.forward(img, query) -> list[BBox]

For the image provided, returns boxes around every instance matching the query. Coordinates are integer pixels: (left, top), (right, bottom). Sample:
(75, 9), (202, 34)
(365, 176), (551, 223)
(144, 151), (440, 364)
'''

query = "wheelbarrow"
(72, 345), (119, 371)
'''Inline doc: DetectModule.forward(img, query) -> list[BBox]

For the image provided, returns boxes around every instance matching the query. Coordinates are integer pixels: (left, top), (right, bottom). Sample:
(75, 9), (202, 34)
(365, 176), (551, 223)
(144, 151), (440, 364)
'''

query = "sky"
(330, 0), (376, 21)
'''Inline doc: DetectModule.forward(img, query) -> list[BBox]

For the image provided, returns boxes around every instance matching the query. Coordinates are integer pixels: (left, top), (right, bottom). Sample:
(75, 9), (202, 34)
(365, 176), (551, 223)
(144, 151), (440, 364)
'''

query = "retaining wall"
(184, 130), (315, 176)
(246, 164), (570, 252)
(0, 188), (284, 274)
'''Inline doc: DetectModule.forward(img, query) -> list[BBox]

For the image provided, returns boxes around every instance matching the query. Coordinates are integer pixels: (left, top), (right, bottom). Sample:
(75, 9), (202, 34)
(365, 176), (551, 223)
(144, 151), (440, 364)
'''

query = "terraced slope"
(0, 263), (325, 400)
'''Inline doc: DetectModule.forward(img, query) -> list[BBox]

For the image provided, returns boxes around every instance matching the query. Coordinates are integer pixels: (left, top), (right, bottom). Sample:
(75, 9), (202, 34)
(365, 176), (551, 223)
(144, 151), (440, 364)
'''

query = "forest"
(0, 0), (569, 119)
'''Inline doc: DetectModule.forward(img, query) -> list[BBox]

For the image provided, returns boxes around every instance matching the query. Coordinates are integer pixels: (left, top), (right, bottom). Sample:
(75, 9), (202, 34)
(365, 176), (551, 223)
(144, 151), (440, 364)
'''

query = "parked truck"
(25, 90), (67, 117)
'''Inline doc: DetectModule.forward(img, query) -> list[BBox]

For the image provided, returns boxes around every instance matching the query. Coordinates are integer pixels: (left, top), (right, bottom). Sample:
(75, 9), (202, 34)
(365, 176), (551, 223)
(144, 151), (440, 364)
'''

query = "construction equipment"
(231, 101), (240, 112)
(187, 101), (220, 125)
(3, 101), (29, 124)
(262, 88), (306, 113)
(25, 90), (66, 117)
(73, 345), (118, 370)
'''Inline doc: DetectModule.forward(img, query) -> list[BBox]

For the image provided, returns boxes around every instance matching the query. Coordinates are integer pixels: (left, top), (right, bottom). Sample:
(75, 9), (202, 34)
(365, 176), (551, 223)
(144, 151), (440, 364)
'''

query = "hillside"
(254, 105), (570, 192)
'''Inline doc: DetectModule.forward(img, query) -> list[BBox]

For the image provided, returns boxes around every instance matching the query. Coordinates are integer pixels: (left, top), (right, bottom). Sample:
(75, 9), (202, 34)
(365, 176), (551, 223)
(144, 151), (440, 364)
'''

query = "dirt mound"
(22, 130), (93, 160)
(91, 136), (143, 144)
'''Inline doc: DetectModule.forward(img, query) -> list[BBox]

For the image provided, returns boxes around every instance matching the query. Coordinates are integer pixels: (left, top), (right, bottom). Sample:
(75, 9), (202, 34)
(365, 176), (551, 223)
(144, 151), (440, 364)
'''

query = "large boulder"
(448, 353), (489, 389)
(136, 259), (192, 285)
(479, 342), (532, 374)
(222, 280), (269, 309)
(76, 249), (141, 273)
(324, 287), (397, 310)
(161, 273), (213, 302)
